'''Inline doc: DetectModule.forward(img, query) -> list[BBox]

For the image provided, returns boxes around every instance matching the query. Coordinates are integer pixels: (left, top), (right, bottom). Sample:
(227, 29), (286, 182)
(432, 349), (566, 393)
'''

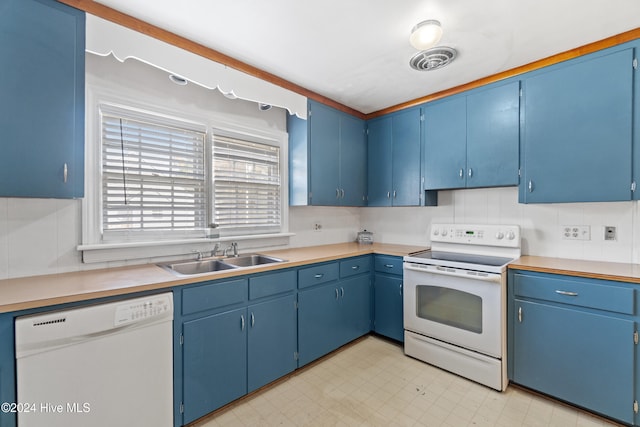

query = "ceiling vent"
(410, 47), (457, 71)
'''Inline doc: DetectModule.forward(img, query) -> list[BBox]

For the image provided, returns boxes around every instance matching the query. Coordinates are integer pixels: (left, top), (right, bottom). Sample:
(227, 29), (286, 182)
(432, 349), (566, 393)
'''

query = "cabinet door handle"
(241, 314), (245, 331)
(341, 189), (345, 198)
(335, 288), (339, 299)
(314, 273), (324, 279)
(555, 290), (578, 297)
(63, 163), (68, 184)
(459, 168), (464, 178)
(351, 265), (360, 270)
(336, 188), (340, 199)
(528, 180), (533, 193)
(384, 264), (394, 269)
(387, 191), (391, 199)
(250, 312), (255, 327)
(399, 283), (403, 295)
(340, 287), (345, 298)
(518, 307), (522, 323)
(393, 190), (397, 199)
(468, 168), (473, 178)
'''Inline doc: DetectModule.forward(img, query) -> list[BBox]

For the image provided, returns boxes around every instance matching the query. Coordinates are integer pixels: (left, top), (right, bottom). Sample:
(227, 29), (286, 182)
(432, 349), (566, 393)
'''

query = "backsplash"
(0, 187), (637, 279)
(361, 186), (638, 263)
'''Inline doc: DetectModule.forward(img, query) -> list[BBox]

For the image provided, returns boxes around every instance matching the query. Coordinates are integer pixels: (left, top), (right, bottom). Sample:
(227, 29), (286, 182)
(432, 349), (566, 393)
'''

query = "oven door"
(403, 262), (504, 358)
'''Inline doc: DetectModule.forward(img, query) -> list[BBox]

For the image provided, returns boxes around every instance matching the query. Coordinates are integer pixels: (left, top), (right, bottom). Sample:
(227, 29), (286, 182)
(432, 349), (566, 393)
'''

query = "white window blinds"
(213, 134), (281, 234)
(101, 113), (206, 239)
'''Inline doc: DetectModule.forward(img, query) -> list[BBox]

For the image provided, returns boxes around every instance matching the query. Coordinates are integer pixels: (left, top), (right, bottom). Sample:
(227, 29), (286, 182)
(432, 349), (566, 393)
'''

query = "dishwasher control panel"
(114, 293), (173, 326)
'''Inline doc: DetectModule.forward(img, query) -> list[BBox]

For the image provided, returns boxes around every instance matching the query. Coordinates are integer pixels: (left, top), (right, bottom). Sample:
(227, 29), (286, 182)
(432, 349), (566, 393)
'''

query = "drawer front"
(513, 273), (634, 315)
(182, 278), (248, 315)
(374, 255), (403, 275)
(249, 270), (297, 300)
(298, 262), (339, 289)
(340, 256), (372, 278)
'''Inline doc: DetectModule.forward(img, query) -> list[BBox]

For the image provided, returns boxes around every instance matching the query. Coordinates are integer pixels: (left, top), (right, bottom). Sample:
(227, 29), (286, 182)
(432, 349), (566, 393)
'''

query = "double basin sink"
(158, 254), (286, 276)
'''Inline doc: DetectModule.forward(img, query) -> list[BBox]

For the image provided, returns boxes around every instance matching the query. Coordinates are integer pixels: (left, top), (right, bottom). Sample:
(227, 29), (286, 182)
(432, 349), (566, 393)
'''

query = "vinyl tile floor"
(192, 335), (623, 427)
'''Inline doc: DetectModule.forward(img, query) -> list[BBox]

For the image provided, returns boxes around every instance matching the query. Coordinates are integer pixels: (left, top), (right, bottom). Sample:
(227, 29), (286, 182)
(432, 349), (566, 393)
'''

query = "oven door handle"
(404, 264), (502, 284)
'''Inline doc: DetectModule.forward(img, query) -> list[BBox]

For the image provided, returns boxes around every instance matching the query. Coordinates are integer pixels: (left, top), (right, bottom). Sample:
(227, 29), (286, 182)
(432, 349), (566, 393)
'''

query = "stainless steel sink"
(158, 259), (238, 276)
(158, 253), (285, 276)
(219, 254), (286, 267)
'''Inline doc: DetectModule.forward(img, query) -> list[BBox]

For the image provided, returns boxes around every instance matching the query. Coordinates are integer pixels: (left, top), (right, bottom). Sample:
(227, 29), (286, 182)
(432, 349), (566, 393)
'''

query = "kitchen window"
(81, 99), (288, 260)
(101, 110), (207, 241)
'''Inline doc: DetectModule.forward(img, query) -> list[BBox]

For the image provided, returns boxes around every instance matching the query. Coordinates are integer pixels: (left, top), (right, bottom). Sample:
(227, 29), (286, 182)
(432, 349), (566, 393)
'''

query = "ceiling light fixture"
(409, 20), (443, 50)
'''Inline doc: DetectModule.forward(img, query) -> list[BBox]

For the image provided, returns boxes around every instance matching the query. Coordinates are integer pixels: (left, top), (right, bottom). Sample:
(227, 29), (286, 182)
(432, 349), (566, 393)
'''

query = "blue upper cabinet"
(288, 100), (366, 206)
(466, 81), (520, 187)
(520, 48), (634, 203)
(0, 0), (85, 198)
(366, 116), (393, 206)
(308, 101), (341, 205)
(340, 113), (368, 206)
(423, 81), (520, 190)
(423, 96), (467, 190)
(367, 107), (421, 206)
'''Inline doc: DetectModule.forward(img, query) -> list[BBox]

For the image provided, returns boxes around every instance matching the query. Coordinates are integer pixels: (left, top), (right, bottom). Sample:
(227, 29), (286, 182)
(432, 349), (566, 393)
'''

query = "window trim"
(81, 85), (290, 263)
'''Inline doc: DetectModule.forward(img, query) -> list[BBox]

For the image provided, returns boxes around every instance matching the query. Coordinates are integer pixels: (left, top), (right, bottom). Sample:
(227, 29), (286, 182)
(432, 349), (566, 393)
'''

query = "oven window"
(416, 285), (482, 334)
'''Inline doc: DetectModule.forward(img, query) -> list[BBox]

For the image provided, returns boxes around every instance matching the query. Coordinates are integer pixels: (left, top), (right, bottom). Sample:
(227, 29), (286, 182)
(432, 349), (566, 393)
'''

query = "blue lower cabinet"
(513, 300), (634, 424)
(247, 295), (297, 392)
(339, 275), (372, 345)
(298, 260), (372, 367)
(0, 313), (15, 427)
(182, 307), (247, 424)
(373, 274), (404, 342)
(298, 281), (342, 366)
(509, 270), (638, 425)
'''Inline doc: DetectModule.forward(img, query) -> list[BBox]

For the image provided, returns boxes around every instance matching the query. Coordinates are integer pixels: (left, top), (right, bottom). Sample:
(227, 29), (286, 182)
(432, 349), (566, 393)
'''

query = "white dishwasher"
(15, 292), (173, 427)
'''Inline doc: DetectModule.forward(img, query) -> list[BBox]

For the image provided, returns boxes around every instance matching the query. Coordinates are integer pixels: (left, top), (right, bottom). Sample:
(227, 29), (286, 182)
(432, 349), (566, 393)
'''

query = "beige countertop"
(0, 242), (426, 313)
(509, 255), (640, 284)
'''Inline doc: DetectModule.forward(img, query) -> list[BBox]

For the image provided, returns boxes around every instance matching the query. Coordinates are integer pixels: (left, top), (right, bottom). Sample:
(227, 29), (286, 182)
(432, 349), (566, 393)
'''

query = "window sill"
(78, 233), (295, 264)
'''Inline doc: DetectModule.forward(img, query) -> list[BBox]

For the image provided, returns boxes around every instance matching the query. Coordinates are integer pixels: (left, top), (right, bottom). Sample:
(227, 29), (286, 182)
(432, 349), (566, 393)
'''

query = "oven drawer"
(298, 262), (339, 289)
(375, 255), (403, 275)
(513, 273), (634, 315)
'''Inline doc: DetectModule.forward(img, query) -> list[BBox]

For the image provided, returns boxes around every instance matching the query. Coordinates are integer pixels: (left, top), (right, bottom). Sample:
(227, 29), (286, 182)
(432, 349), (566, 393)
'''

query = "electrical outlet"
(604, 226), (616, 241)
(561, 225), (591, 240)
(313, 223), (322, 232)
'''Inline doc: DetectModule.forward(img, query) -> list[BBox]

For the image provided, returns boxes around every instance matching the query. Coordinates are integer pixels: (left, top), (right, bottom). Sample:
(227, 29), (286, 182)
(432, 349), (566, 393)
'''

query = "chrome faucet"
(193, 243), (220, 260)
(223, 242), (238, 257)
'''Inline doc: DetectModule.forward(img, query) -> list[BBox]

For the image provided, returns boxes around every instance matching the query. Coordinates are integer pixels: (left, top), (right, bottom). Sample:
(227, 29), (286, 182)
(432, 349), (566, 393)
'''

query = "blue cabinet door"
(391, 108), (422, 206)
(182, 307), (247, 424)
(367, 117), (393, 206)
(466, 81), (520, 188)
(521, 49), (633, 203)
(339, 275), (372, 345)
(247, 295), (297, 392)
(340, 114), (367, 206)
(373, 274), (404, 342)
(298, 282), (341, 366)
(0, 0), (84, 198)
(423, 96), (467, 190)
(513, 300), (634, 424)
(309, 100), (341, 205)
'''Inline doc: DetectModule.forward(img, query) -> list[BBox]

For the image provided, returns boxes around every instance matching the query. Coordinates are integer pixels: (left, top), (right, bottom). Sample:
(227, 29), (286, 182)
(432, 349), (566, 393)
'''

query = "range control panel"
(114, 294), (173, 326)
(431, 223), (521, 248)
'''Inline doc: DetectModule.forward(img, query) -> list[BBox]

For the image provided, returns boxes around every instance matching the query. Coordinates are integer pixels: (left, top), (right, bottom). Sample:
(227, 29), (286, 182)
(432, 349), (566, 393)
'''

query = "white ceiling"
(94, 0), (640, 114)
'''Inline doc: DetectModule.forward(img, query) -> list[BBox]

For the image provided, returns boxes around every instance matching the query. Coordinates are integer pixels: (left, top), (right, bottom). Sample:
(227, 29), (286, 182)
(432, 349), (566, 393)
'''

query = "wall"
(0, 186), (637, 280)
(0, 55), (637, 280)
(361, 187), (639, 264)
